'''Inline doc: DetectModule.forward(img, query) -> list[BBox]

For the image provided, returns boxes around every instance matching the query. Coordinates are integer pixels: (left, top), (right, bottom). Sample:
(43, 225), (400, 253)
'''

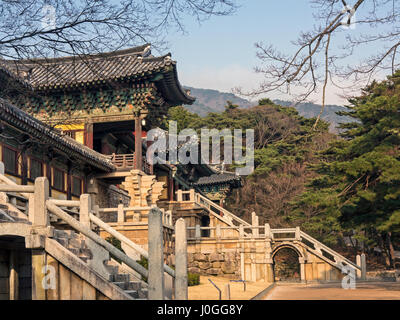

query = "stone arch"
(271, 242), (303, 282)
(0, 229), (33, 300)
(271, 242), (304, 260)
(0, 223), (31, 239)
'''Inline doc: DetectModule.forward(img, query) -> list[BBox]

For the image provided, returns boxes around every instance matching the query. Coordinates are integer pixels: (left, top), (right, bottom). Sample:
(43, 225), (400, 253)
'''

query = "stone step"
(124, 290), (139, 299)
(113, 281), (141, 291)
(106, 265), (119, 276)
(110, 273), (130, 282)
(138, 288), (148, 299)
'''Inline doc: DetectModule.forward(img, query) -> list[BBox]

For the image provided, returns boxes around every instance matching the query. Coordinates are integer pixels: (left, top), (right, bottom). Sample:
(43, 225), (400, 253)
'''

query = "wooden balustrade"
(109, 153), (151, 173)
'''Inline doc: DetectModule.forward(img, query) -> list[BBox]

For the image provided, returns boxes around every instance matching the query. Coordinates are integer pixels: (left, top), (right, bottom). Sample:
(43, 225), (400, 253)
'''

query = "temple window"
(29, 158), (43, 181)
(71, 176), (82, 197)
(2, 146), (18, 175)
(52, 168), (65, 192)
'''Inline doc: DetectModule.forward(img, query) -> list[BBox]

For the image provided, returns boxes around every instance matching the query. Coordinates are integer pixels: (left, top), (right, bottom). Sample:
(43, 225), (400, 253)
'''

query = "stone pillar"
(117, 203), (125, 223)
(361, 253), (367, 280)
(266, 262), (274, 283)
(148, 207), (165, 300)
(356, 255), (362, 279)
(264, 223), (271, 238)
(299, 257), (306, 283)
(175, 218), (188, 300)
(32, 177), (49, 227)
(295, 226), (301, 240)
(251, 212), (259, 237)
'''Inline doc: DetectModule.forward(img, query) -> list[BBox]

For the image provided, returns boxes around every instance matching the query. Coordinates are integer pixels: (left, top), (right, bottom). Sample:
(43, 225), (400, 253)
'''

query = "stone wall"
(97, 182), (130, 222)
(188, 251), (241, 279)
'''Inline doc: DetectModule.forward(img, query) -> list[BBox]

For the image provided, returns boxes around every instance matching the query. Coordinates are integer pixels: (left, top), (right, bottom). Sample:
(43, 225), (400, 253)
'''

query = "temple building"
(1, 44), (241, 209)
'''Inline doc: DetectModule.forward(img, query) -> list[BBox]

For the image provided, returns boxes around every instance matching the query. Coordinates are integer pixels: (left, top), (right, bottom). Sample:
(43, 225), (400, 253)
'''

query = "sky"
(162, 0), (386, 106)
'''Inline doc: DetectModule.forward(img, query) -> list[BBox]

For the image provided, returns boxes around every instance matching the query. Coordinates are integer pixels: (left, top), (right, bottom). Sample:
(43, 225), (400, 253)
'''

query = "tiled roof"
(0, 97), (115, 172)
(3, 44), (195, 105)
(194, 172), (242, 186)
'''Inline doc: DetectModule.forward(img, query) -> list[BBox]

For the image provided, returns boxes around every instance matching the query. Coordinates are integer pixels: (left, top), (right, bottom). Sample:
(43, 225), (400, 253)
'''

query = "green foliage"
(105, 237), (125, 264)
(293, 72), (400, 255)
(188, 273), (200, 286)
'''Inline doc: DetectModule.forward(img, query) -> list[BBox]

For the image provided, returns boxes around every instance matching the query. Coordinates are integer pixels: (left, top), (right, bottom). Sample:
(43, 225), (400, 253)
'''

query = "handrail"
(0, 174), (32, 199)
(300, 231), (360, 270)
(89, 213), (175, 278)
(208, 279), (222, 300)
(194, 192), (251, 227)
(46, 201), (149, 279)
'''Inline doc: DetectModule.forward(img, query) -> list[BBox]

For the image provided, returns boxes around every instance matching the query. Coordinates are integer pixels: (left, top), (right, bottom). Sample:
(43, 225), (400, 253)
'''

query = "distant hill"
(183, 86), (255, 116)
(273, 100), (354, 132)
(183, 86), (354, 132)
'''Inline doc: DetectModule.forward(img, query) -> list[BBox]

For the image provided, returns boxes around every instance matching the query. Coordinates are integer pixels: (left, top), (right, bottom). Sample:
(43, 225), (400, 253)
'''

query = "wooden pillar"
(84, 121), (94, 149)
(134, 116), (142, 170)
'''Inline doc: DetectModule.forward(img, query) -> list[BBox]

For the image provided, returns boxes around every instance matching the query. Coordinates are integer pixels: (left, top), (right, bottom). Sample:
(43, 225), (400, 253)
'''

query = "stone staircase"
(53, 229), (148, 299)
(0, 193), (149, 300)
(106, 259), (148, 299)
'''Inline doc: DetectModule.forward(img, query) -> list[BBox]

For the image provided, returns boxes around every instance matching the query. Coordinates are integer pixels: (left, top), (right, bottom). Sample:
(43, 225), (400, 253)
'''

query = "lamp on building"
(141, 119), (146, 126)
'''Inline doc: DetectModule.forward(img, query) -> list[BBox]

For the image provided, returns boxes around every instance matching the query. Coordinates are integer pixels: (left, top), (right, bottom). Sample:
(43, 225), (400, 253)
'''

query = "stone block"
(212, 262), (221, 268)
(207, 268), (221, 275)
(188, 267), (201, 274)
(209, 253), (224, 262)
(199, 262), (211, 270)
(194, 253), (208, 262)
(221, 261), (236, 274)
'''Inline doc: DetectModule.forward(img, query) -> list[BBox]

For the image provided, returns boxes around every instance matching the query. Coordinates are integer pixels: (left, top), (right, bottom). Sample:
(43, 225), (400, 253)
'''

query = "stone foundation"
(188, 251), (241, 279)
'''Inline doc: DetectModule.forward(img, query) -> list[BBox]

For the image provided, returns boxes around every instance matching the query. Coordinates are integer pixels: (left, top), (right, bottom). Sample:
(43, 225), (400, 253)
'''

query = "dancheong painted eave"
(2, 44), (195, 106)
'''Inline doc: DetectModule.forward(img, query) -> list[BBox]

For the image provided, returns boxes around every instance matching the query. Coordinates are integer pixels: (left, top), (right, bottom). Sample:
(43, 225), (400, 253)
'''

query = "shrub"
(188, 273), (200, 286)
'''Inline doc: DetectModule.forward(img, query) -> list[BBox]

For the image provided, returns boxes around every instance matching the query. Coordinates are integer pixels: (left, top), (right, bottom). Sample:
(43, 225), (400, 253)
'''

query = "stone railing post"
(175, 218), (188, 300)
(264, 223), (271, 239)
(356, 255), (361, 278)
(117, 204), (125, 223)
(189, 189), (195, 202)
(251, 212), (259, 237)
(148, 207), (165, 300)
(176, 190), (183, 202)
(0, 161), (4, 174)
(32, 177), (49, 227)
(361, 253), (366, 280)
(295, 227), (301, 240)
(216, 225), (221, 239)
(80, 194), (91, 228)
(239, 224), (244, 238)
(195, 224), (201, 239)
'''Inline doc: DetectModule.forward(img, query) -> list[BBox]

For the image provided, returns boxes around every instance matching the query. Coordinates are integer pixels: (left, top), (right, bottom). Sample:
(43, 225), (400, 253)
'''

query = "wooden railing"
(109, 153), (151, 174)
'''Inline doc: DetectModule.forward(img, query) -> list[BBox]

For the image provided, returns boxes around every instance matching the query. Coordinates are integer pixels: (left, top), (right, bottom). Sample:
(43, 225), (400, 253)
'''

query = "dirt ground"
(188, 276), (271, 300)
(264, 281), (400, 300)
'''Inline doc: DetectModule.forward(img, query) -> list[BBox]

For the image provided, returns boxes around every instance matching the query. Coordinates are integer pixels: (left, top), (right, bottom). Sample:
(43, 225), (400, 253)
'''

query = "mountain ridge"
(183, 86), (353, 132)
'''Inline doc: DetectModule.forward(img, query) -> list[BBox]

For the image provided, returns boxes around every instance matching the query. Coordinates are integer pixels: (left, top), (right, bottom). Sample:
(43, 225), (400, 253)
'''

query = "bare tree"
(240, 0), (399, 128)
(0, 0), (237, 60)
